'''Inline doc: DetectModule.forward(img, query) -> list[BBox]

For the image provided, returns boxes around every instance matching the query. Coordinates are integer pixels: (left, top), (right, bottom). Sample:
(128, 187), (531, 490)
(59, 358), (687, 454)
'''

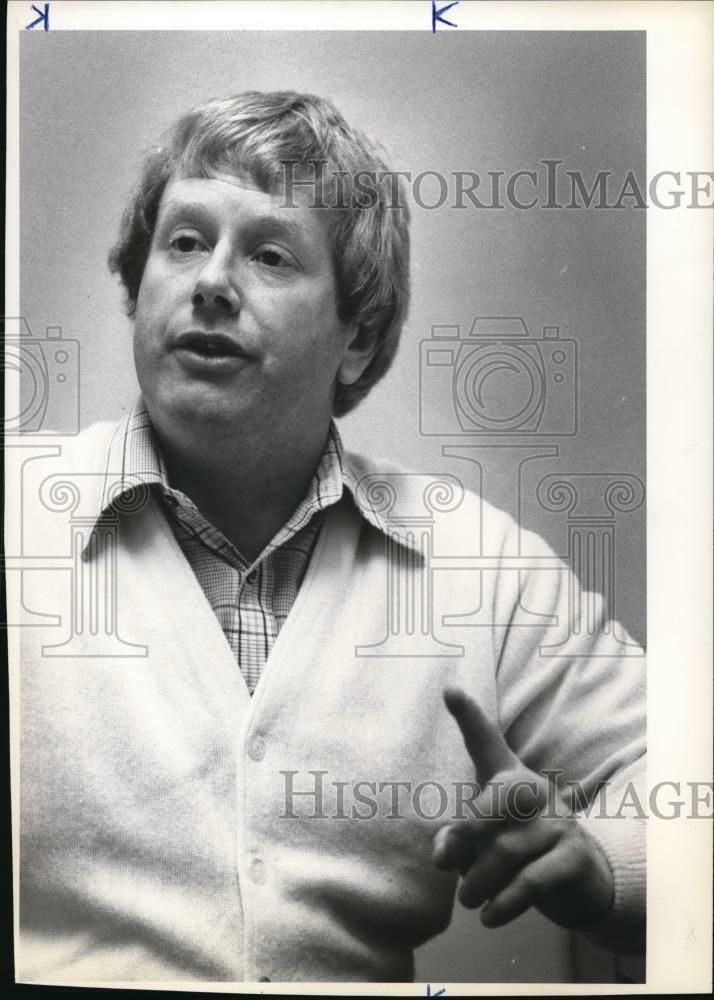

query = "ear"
(337, 323), (380, 387)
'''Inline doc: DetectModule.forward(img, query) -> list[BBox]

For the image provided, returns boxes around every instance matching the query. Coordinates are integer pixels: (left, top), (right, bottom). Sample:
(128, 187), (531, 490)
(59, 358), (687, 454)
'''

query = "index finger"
(444, 687), (520, 782)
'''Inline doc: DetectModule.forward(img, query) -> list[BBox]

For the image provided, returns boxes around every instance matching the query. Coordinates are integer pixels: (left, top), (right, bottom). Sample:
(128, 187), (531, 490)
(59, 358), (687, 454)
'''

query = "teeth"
(180, 336), (238, 357)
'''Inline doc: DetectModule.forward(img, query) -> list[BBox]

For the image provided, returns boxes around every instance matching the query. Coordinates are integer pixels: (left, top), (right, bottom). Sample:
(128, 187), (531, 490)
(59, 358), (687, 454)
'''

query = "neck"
(153, 415), (332, 563)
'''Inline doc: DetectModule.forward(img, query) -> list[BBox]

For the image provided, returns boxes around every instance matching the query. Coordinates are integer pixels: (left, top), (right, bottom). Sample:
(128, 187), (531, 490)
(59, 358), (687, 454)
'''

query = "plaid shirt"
(97, 401), (348, 694)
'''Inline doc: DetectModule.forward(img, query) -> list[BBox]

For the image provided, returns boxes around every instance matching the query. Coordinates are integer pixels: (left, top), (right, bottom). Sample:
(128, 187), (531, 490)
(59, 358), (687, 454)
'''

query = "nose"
(191, 249), (240, 315)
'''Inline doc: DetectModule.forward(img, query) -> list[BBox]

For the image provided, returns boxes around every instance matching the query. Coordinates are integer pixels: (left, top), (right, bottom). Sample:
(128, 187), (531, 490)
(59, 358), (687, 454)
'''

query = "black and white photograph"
(4, 0), (712, 993)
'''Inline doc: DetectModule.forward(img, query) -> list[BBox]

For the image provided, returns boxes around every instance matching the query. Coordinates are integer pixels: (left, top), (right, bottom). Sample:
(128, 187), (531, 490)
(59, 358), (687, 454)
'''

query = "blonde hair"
(108, 91), (410, 416)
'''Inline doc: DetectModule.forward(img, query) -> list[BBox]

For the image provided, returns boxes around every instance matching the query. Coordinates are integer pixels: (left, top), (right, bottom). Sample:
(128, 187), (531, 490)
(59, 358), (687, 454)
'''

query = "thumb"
(444, 687), (519, 782)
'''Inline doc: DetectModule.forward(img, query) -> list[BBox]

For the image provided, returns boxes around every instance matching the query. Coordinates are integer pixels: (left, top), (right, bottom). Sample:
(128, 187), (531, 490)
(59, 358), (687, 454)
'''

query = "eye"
(169, 233), (206, 254)
(253, 247), (293, 269)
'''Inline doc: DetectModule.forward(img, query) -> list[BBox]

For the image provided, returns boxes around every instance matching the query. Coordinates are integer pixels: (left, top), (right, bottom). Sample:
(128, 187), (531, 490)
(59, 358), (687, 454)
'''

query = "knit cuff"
(576, 812), (646, 954)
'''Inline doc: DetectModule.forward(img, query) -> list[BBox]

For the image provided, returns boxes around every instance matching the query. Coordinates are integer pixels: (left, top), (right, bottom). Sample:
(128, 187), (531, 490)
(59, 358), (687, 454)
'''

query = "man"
(17, 91), (645, 983)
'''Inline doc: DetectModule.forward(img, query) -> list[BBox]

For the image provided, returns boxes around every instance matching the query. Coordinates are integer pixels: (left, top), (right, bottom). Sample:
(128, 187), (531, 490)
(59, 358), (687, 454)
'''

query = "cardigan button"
(249, 858), (266, 884)
(249, 737), (266, 761)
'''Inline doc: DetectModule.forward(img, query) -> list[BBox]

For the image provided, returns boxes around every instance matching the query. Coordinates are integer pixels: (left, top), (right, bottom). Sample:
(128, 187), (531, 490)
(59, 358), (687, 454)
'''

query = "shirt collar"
(89, 398), (420, 556)
(99, 398), (168, 506)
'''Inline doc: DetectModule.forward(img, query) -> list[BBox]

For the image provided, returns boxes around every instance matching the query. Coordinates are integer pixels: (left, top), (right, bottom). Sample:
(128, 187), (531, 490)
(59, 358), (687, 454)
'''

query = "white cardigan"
(14, 422), (646, 984)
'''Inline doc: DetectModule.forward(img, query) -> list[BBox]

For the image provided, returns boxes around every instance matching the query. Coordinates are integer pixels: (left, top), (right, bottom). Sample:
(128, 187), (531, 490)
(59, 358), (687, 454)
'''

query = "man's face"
(133, 173), (359, 449)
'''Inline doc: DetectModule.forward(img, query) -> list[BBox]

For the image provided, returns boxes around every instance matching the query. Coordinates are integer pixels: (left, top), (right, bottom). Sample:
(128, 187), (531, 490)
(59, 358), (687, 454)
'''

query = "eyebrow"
(245, 212), (312, 244)
(158, 199), (313, 245)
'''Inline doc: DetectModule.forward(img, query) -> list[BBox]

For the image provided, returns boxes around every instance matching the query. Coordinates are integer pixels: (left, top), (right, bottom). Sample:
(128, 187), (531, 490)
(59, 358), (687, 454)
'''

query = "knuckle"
(549, 840), (585, 884)
(547, 816), (570, 842)
(512, 765), (537, 785)
(532, 774), (552, 804)
(518, 867), (541, 897)
(492, 837), (516, 865)
(493, 830), (525, 866)
(570, 837), (596, 876)
(491, 767), (520, 787)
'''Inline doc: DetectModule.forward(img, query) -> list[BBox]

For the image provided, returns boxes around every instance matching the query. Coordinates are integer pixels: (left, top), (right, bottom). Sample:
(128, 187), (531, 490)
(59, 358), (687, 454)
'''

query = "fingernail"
(480, 903), (495, 927)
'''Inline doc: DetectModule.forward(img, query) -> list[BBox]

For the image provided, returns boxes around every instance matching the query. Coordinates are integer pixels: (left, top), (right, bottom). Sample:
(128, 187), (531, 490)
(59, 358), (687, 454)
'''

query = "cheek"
(135, 253), (177, 318)
(133, 279), (167, 361)
(133, 276), (155, 330)
(268, 285), (343, 354)
(134, 273), (175, 347)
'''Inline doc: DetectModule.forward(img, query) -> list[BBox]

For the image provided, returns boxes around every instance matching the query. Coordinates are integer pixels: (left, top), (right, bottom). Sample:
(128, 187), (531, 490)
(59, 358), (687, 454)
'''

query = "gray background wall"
(19, 30), (646, 982)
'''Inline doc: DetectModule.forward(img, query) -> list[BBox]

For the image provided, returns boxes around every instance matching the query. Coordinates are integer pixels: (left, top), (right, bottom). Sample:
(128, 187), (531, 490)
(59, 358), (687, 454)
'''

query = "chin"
(147, 383), (252, 436)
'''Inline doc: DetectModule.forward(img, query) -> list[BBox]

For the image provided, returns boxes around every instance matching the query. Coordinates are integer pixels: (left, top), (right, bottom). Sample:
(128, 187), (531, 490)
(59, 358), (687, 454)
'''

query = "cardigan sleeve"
(490, 516), (646, 953)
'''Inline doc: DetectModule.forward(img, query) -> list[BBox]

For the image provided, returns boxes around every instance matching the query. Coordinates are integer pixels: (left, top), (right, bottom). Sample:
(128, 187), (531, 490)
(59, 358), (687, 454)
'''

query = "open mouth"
(175, 332), (246, 359)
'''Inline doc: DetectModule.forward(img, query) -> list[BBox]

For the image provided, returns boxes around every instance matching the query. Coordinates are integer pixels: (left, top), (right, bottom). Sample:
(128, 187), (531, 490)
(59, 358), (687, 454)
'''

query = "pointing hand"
(434, 687), (614, 931)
